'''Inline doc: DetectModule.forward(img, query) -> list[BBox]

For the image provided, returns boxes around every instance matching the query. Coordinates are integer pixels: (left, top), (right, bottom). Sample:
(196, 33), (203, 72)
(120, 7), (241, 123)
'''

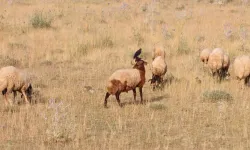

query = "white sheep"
(200, 48), (211, 65)
(149, 47), (167, 89)
(207, 48), (224, 81)
(0, 66), (32, 105)
(233, 55), (250, 86)
(104, 49), (147, 108)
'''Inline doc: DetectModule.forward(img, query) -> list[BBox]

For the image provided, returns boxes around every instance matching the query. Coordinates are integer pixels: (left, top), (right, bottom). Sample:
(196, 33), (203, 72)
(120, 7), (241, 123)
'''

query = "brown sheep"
(104, 49), (147, 108)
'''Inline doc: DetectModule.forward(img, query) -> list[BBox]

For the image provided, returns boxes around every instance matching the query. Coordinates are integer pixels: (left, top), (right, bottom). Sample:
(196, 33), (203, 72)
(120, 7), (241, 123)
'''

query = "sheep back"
(0, 66), (31, 91)
(208, 48), (224, 73)
(107, 69), (141, 95)
(152, 56), (167, 76)
(233, 55), (250, 79)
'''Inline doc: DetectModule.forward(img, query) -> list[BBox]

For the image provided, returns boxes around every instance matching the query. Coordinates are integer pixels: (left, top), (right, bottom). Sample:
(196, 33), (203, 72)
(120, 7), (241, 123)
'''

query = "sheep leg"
(13, 91), (17, 104)
(104, 92), (110, 108)
(218, 70), (222, 82)
(132, 89), (136, 102)
(5, 90), (13, 106)
(21, 89), (30, 104)
(115, 92), (122, 107)
(139, 87), (143, 104)
(1, 89), (7, 105)
(0, 81), (8, 105)
(159, 76), (164, 88)
(245, 76), (250, 86)
(3, 93), (9, 105)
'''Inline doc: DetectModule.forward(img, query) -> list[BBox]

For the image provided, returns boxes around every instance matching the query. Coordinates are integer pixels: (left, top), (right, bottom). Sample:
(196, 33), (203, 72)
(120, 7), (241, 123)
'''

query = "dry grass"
(0, 0), (250, 149)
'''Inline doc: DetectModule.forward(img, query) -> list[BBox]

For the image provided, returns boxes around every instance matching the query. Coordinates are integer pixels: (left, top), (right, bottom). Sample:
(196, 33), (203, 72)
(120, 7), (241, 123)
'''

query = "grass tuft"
(149, 102), (167, 110)
(30, 11), (52, 28)
(202, 90), (233, 102)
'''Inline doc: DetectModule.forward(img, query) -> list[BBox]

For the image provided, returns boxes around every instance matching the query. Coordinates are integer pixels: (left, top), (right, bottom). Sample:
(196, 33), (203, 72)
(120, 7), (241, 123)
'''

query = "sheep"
(152, 46), (165, 60)
(149, 47), (167, 90)
(0, 66), (32, 105)
(233, 55), (250, 86)
(104, 48), (147, 108)
(200, 48), (211, 65)
(207, 48), (224, 81)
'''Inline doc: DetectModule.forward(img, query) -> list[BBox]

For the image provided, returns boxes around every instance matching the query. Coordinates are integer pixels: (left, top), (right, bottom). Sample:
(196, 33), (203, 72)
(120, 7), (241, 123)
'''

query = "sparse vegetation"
(30, 11), (52, 28)
(202, 90), (233, 102)
(0, 1), (250, 149)
(177, 36), (190, 55)
(133, 28), (144, 46)
(44, 99), (76, 143)
(149, 102), (167, 110)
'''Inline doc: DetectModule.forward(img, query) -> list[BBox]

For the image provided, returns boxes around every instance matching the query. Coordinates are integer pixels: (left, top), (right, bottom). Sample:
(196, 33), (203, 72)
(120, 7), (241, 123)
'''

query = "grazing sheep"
(233, 55), (250, 86)
(200, 48), (211, 65)
(207, 48), (224, 81)
(152, 46), (165, 60)
(222, 54), (230, 77)
(0, 66), (32, 105)
(104, 48), (147, 108)
(149, 48), (167, 89)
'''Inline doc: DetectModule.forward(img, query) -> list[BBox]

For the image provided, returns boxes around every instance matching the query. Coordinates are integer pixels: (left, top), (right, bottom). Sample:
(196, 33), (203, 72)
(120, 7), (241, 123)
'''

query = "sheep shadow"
(150, 74), (179, 91)
(120, 94), (169, 107)
(148, 94), (169, 102)
(14, 90), (46, 105)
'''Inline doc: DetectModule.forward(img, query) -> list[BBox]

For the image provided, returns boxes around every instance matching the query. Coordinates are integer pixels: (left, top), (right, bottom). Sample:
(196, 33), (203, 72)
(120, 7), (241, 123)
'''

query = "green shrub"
(30, 11), (52, 28)
(202, 90), (233, 102)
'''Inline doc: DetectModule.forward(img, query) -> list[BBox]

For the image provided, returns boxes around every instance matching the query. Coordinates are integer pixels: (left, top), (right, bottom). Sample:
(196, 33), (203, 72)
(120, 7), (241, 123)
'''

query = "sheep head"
(133, 59), (147, 70)
(149, 75), (161, 89)
(132, 48), (147, 70)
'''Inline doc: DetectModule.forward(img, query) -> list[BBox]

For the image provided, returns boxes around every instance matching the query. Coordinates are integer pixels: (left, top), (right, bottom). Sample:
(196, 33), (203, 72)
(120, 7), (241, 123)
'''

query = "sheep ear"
(143, 61), (148, 65)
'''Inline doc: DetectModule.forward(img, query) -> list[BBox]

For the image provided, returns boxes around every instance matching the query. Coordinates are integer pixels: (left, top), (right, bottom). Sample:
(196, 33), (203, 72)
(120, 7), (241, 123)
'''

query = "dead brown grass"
(0, 0), (250, 149)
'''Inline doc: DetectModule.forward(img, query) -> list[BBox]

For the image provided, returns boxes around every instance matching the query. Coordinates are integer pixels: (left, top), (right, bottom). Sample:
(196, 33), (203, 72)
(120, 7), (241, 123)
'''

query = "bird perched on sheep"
(0, 66), (32, 105)
(200, 48), (211, 65)
(149, 46), (167, 89)
(233, 55), (250, 86)
(104, 48), (147, 108)
(207, 48), (224, 81)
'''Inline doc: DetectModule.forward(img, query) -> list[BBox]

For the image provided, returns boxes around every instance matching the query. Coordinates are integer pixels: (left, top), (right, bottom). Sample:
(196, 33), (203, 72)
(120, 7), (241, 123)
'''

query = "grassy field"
(1, 0), (250, 149)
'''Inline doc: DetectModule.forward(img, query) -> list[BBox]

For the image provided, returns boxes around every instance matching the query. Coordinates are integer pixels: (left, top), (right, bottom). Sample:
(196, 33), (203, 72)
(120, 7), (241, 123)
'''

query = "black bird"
(133, 48), (142, 61)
